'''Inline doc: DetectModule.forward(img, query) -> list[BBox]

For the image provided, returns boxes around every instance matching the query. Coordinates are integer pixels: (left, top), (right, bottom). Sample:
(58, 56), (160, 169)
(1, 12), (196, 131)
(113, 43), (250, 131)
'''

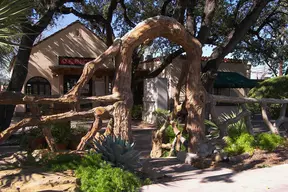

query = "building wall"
(140, 56), (250, 123)
(15, 22), (112, 113)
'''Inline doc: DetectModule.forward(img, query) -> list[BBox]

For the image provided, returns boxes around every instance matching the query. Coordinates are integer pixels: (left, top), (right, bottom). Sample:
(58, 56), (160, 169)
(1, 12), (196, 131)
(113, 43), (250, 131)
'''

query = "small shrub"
(153, 109), (170, 128)
(41, 152), (143, 192)
(256, 133), (285, 151)
(221, 111), (247, 139)
(131, 105), (142, 120)
(76, 162), (141, 192)
(248, 76), (288, 119)
(224, 133), (255, 156)
(205, 119), (220, 139)
(20, 128), (47, 150)
(50, 122), (71, 145)
(41, 153), (82, 172)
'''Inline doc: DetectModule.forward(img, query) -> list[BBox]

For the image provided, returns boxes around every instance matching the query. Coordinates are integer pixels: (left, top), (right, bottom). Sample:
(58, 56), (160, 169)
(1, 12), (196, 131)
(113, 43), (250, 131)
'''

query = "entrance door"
(64, 75), (92, 108)
(63, 75), (92, 96)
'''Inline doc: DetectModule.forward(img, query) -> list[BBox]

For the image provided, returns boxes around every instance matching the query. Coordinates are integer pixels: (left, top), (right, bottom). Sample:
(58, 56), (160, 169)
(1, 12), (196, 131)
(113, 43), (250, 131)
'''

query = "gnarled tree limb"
(0, 105), (114, 144)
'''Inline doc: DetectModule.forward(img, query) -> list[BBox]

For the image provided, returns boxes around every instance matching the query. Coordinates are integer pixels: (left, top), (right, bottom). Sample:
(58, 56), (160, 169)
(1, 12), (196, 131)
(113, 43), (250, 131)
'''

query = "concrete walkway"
(141, 164), (288, 192)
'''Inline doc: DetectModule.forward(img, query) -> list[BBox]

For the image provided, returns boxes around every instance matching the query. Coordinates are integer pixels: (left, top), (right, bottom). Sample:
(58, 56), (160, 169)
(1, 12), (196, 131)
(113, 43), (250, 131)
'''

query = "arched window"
(25, 76), (51, 96)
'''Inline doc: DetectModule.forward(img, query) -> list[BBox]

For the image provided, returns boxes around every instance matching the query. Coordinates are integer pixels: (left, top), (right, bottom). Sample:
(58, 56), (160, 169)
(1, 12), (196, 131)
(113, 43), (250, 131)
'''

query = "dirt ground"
(1, 121), (288, 191)
(213, 147), (288, 172)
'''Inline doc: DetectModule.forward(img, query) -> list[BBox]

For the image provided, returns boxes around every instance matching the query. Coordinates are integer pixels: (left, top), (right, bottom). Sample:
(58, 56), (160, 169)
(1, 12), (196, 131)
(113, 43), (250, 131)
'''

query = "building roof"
(214, 72), (259, 88)
(33, 21), (104, 48)
(9, 21), (106, 72)
(141, 55), (246, 64)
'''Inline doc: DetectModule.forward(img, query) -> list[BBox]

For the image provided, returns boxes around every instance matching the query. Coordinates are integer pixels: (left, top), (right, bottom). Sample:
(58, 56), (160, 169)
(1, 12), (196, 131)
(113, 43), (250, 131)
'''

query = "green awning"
(214, 72), (259, 88)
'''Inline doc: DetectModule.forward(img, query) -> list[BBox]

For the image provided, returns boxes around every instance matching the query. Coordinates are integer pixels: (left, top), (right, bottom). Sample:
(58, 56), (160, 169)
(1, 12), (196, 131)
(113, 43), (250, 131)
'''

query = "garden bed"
(214, 146), (288, 171)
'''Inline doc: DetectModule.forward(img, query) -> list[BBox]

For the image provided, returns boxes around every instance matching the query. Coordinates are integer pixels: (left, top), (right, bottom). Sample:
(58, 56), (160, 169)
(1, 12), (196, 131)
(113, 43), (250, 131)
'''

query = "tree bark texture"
(0, 105), (113, 144)
(0, 16), (203, 153)
(111, 16), (203, 143)
(113, 101), (132, 142)
(77, 115), (102, 150)
(0, 0), (73, 130)
(185, 54), (207, 154)
(261, 103), (279, 134)
(0, 33), (36, 131)
(150, 119), (170, 158)
(42, 126), (58, 152)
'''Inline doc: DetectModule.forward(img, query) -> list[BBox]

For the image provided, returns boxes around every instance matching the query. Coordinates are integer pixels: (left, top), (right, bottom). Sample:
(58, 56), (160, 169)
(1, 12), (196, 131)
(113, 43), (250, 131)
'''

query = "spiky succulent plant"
(92, 135), (141, 171)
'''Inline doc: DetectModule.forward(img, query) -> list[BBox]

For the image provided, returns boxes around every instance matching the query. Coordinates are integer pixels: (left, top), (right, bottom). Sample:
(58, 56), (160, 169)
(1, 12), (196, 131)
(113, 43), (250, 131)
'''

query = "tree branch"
(140, 48), (184, 79)
(119, 0), (136, 27)
(186, 0), (197, 36)
(173, 0), (187, 24)
(197, 0), (217, 44)
(0, 105), (114, 143)
(59, 6), (114, 46)
(203, 0), (270, 73)
(161, 0), (172, 15)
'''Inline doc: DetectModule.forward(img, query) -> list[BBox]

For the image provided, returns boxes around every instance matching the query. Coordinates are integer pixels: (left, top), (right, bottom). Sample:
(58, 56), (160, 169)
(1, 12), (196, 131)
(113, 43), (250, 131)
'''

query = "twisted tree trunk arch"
(0, 16), (205, 153)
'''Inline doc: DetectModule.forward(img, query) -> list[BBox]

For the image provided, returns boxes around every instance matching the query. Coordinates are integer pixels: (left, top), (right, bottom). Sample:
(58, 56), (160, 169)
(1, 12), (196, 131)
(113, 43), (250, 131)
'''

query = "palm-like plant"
(0, 0), (31, 45)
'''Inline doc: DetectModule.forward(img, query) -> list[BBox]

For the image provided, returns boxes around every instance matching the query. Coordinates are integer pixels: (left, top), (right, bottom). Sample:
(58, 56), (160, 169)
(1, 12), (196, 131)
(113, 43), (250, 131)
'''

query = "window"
(25, 77), (51, 113)
(25, 77), (51, 96)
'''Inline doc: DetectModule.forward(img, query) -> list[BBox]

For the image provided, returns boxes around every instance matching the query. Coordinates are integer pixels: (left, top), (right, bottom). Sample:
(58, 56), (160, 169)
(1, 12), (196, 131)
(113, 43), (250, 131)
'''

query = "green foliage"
(76, 162), (141, 192)
(248, 76), (288, 119)
(41, 153), (83, 172)
(50, 122), (71, 145)
(221, 111), (248, 139)
(221, 111), (255, 155)
(42, 152), (142, 192)
(0, 0), (31, 43)
(131, 105), (142, 120)
(19, 128), (46, 150)
(164, 125), (175, 143)
(256, 133), (285, 151)
(153, 108), (170, 128)
(224, 133), (255, 156)
(205, 119), (220, 139)
(93, 135), (141, 171)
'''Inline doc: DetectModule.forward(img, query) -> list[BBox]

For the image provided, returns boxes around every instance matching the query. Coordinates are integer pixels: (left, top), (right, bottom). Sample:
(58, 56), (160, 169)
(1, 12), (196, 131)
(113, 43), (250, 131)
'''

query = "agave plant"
(92, 135), (141, 171)
(220, 111), (247, 140)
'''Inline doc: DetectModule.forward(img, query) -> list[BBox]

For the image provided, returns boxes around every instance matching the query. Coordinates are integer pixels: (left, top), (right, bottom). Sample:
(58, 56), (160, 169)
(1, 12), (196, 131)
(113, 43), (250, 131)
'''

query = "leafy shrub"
(153, 108), (170, 128)
(221, 111), (248, 139)
(256, 133), (285, 151)
(41, 152), (143, 192)
(76, 162), (141, 192)
(50, 122), (71, 145)
(224, 133), (255, 156)
(164, 123), (188, 143)
(20, 128), (47, 150)
(131, 105), (142, 120)
(205, 120), (220, 139)
(93, 136), (141, 171)
(41, 153), (82, 172)
(248, 76), (288, 119)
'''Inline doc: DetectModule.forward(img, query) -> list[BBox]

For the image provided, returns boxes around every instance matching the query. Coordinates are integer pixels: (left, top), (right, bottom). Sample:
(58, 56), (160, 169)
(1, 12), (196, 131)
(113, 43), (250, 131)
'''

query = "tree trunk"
(0, 33), (36, 131)
(150, 118), (170, 158)
(112, 16), (203, 143)
(42, 126), (58, 152)
(113, 101), (132, 142)
(185, 54), (207, 155)
(173, 60), (189, 118)
(261, 103), (279, 134)
(77, 115), (102, 150)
